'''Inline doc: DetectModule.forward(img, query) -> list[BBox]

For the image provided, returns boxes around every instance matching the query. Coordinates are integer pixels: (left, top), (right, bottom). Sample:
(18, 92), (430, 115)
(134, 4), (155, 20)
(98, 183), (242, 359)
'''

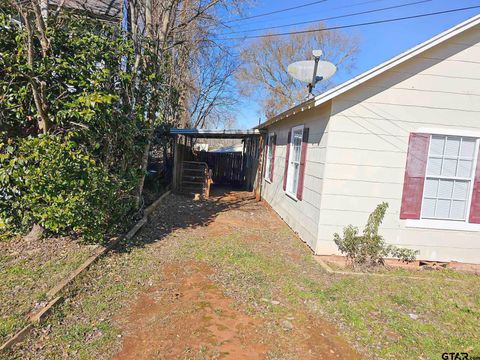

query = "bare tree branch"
(236, 23), (360, 119)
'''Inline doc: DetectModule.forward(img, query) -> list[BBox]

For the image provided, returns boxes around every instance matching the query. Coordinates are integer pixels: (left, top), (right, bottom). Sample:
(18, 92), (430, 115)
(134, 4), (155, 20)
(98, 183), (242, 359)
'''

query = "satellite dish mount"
(307, 50), (323, 96)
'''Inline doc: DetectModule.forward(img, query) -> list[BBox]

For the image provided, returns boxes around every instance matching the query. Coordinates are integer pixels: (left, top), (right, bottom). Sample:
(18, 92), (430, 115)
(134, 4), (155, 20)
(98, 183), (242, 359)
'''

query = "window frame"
(264, 132), (275, 182)
(285, 125), (304, 198)
(420, 134), (478, 222)
(406, 128), (480, 231)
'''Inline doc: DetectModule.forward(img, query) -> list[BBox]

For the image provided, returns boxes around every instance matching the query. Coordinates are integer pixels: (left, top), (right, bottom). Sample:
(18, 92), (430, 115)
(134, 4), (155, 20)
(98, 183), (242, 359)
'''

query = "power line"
(224, 0), (328, 24)
(215, 5), (480, 41)
(218, 0), (432, 36)
(227, 0), (393, 30)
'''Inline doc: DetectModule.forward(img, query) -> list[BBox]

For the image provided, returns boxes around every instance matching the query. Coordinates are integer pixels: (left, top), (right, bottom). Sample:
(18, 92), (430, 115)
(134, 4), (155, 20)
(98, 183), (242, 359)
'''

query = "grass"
(179, 229), (480, 359)
(5, 193), (480, 359)
(0, 236), (93, 345)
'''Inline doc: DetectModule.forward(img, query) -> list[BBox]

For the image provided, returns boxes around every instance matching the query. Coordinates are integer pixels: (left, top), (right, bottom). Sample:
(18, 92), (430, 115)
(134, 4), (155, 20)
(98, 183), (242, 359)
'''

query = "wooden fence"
(196, 152), (245, 187)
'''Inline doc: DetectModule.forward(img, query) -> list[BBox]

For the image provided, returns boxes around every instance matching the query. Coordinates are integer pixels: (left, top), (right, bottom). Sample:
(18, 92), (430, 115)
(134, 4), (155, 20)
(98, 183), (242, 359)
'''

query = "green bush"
(333, 202), (418, 268)
(0, 135), (134, 242)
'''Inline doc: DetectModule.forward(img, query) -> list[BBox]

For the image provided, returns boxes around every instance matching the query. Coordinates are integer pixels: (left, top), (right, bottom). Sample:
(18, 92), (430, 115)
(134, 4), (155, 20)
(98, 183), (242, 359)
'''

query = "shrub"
(0, 135), (134, 242)
(333, 202), (418, 268)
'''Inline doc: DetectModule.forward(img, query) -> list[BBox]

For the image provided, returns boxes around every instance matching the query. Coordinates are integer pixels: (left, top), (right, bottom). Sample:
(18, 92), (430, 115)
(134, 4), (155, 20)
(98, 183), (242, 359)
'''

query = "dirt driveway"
(112, 188), (360, 359)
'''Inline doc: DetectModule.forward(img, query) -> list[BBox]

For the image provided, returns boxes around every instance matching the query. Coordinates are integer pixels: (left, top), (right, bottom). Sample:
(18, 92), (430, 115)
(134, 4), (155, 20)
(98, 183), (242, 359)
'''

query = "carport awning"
(170, 128), (263, 139)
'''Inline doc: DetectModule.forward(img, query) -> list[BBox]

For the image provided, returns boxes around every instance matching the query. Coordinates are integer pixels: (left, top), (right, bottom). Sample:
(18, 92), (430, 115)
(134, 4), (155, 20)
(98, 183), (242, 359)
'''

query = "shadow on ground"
(113, 185), (253, 253)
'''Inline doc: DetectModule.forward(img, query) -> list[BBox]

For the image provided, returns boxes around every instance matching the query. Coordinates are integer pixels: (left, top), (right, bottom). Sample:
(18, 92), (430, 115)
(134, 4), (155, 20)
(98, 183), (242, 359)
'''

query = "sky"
(214, 0), (480, 129)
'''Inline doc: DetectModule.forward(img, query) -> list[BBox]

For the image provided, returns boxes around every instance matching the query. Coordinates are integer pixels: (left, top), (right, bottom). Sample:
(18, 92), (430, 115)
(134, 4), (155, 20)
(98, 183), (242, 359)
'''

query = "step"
(182, 168), (206, 173)
(182, 174), (205, 179)
(181, 181), (205, 185)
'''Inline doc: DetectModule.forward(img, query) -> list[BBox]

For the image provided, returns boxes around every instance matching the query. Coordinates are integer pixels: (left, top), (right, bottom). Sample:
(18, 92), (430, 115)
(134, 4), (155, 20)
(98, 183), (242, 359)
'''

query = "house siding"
(261, 104), (331, 249)
(316, 25), (480, 263)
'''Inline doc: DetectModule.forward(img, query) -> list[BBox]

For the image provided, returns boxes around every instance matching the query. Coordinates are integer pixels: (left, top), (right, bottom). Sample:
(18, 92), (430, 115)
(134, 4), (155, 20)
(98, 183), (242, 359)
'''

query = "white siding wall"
(262, 104), (331, 249)
(316, 25), (480, 263)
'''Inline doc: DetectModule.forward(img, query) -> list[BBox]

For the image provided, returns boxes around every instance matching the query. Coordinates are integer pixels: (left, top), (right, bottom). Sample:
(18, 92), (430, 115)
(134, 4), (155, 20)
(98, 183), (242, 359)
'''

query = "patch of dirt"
(113, 259), (361, 360)
(113, 261), (269, 359)
(113, 261), (361, 360)
(113, 190), (361, 360)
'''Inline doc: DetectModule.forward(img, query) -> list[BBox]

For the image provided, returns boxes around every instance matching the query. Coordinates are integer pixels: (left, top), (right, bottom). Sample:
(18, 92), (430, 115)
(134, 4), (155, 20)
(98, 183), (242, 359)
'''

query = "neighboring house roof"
(257, 13), (480, 129)
(210, 144), (244, 153)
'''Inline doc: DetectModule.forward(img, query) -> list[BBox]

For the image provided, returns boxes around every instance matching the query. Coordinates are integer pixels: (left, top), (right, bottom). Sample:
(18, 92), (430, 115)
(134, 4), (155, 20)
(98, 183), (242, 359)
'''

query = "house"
(258, 14), (480, 264)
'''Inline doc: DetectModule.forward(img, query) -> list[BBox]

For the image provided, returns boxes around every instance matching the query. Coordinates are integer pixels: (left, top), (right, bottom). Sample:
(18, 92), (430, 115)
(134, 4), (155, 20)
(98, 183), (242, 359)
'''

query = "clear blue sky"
(217, 0), (480, 128)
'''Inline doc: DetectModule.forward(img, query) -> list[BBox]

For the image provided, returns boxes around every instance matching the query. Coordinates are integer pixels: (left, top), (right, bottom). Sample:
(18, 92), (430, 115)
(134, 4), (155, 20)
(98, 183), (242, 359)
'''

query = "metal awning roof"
(170, 128), (262, 139)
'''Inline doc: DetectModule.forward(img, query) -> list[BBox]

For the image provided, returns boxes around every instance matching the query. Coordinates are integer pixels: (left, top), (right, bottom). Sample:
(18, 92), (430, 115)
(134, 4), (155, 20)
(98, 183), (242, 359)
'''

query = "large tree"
(236, 23), (360, 119)
(0, 0), (246, 240)
(125, 0), (244, 206)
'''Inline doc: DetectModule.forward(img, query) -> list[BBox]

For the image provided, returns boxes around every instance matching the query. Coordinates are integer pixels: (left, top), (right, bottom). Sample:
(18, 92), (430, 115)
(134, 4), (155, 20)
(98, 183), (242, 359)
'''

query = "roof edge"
(257, 13), (480, 129)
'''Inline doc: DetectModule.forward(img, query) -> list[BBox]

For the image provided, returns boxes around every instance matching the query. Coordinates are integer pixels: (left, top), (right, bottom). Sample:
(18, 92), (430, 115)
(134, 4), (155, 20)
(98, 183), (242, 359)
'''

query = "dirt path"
(113, 261), (268, 359)
(112, 189), (361, 360)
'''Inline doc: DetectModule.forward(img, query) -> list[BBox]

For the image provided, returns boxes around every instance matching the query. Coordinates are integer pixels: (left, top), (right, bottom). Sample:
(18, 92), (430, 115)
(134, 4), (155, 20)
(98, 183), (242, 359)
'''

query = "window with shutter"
(286, 125), (304, 198)
(297, 128), (309, 200)
(402, 132), (480, 228)
(265, 133), (275, 182)
(283, 131), (291, 191)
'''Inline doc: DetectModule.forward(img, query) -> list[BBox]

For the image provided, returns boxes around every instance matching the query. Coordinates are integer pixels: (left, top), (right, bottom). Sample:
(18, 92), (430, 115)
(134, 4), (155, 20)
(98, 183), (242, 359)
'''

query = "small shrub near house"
(333, 202), (418, 268)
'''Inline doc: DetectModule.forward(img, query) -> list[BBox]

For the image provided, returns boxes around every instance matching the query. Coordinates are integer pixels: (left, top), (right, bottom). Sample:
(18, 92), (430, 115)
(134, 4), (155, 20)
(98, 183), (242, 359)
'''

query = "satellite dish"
(287, 60), (336, 84)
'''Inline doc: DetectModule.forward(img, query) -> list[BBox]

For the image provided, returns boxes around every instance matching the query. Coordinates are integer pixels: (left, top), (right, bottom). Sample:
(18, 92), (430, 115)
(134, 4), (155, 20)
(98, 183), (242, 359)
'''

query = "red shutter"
(297, 128), (309, 200)
(263, 135), (268, 177)
(283, 131), (291, 191)
(270, 134), (276, 182)
(400, 133), (430, 219)
(469, 142), (480, 223)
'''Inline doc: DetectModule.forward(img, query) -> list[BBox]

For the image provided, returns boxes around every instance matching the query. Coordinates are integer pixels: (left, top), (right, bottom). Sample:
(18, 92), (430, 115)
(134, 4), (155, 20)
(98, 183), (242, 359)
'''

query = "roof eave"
(255, 98), (317, 129)
(257, 13), (480, 129)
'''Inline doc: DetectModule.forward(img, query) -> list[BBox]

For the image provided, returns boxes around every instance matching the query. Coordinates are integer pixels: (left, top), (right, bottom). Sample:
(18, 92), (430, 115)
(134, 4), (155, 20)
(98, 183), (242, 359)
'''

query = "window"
(421, 135), (478, 221)
(286, 125), (304, 196)
(265, 133), (274, 181)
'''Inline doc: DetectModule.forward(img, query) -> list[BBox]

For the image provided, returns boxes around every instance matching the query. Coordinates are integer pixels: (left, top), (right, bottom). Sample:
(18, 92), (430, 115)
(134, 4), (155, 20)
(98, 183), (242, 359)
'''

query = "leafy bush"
(0, 5), (145, 242)
(0, 135), (134, 242)
(333, 202), (418, 268)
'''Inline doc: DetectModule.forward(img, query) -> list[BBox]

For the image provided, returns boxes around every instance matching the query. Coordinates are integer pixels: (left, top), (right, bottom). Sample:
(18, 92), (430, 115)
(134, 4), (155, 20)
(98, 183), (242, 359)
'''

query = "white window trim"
(264, 133), (275, 182)
(406, 129), (480, 232)
(285, 124), (304, 199)
(405, 219), (480, 232)
(285, 191), (299, 202)
(416, 127), (480, 138)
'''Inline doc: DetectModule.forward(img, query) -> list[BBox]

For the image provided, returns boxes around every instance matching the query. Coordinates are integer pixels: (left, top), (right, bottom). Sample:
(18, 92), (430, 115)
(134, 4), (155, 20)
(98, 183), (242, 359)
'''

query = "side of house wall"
(316, 25), (480, 263)
(262, 104), (331, 249)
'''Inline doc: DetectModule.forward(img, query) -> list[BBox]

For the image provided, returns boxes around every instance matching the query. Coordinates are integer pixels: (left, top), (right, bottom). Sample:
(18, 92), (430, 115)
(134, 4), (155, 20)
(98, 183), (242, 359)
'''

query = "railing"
(179, 161), (212, 198)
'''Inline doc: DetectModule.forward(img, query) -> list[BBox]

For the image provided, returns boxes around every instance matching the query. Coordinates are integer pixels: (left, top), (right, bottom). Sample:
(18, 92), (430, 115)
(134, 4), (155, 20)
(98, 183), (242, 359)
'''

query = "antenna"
(287, 50), (336, 98)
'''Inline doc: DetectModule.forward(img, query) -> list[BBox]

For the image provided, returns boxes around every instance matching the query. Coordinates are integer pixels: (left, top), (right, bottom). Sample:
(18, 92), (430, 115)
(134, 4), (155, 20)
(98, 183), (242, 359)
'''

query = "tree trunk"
(19, 5), (51, 134)
(135, 131), (153, 209)
(24, 223), (44, 242)
(133, 3), (176, 209)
